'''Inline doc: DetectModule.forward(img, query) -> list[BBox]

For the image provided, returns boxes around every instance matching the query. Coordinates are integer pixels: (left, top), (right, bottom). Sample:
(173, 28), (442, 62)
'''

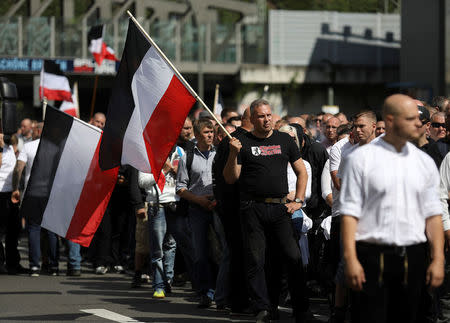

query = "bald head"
(382, 94), (417, 120)
(92, 112), (106, 130)
(241, 107), (253, 131)
(288, 116), (306, 129)
(382, 94), (422, 144)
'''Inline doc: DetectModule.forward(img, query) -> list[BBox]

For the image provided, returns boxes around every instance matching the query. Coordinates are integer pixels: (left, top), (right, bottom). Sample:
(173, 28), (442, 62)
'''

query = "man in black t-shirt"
(224, 99), (310, 323)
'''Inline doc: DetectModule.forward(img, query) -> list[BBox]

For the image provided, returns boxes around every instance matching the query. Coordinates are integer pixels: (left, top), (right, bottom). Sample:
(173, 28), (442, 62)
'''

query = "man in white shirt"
(0, 133), (23, 274)
(11, 122), (60, 276)
(340, 94), (445, 323)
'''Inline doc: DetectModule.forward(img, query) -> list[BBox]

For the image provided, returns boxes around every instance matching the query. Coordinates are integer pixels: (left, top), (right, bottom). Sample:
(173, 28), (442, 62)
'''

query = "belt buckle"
(265, 197), (273, 203)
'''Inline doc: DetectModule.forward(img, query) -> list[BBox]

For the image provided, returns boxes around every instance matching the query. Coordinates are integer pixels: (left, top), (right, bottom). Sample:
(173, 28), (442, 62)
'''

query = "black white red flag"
(99, 19), (196, 190)
(88, 25), (119, 65)
(40, 60), (72, 102)
(20, 106), (118, 247)
(59, 82), (79, 117)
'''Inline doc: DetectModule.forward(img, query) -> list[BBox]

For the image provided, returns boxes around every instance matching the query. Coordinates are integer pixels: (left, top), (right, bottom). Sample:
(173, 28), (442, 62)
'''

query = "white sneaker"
(95, 266), (108, 275)
(30, 266), (40, 277)
(141, 273), (150, 283)
(113, 265), (124, 273)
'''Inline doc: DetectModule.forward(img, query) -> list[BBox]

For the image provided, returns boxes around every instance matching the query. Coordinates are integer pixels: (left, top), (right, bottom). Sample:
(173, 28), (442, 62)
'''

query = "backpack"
(175, 146), (194, 217)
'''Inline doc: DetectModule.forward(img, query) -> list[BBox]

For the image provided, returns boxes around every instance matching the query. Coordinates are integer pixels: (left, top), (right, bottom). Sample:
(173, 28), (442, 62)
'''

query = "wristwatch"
(294, 198), (304, 204)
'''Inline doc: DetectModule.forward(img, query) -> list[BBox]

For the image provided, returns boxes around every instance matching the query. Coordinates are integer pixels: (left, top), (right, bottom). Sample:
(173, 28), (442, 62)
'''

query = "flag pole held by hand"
(126, 11), (232, 139)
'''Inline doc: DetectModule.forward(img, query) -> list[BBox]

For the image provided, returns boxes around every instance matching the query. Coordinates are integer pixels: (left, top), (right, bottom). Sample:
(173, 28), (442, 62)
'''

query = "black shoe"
(48, 267), (59, 276)
(198, 294), (212, 308)
(295, 310), (319, 323)
(131, 271), (142, 288)
(0, 264), (8, 275)
(230, 306), (254, 316)
(269, 307), (280, 320)
(8, 264), (28, 275)
(165, 279), (172, 294)
(67, 269), (81, 276)
(256, 310), (270, 323)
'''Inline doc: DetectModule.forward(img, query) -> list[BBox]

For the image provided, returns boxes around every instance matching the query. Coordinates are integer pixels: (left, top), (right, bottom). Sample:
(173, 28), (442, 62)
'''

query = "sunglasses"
(431, 122), (446, 128)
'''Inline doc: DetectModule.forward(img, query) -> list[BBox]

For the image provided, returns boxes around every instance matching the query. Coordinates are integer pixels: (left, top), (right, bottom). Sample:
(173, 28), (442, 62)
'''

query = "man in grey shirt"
(176, 118), (217, 308)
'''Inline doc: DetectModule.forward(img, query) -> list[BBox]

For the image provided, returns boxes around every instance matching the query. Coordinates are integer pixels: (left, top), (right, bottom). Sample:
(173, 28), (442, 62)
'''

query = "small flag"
(60, 82), (79, 118)
(213, 85), (224, 116)
(88, 25), (118, 65)
(20, 106), (118, 247)
(99, 19), (196, 191)
(40, 60), (72, 102)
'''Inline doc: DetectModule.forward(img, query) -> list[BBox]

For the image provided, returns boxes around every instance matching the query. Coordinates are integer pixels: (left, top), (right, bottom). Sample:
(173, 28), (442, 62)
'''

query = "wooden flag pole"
(42, 97), (48, 120)
(213, 84), (219, 115)
(89, 75), (99, 119)
(126, 11), (231, 139)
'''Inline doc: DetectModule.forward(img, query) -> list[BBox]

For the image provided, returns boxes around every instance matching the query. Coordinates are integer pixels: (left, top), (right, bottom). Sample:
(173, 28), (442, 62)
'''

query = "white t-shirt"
(0, 145), (17, 192)
(17, 139), (40, 188)
(329, 136), (349, 172)
(339, 138), (442, 246)
(287, 159), (312, 203)
(321, 159), (332, 201)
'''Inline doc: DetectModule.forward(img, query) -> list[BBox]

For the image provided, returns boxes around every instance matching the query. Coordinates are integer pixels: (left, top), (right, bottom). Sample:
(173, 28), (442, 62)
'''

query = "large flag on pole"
(40, 60), (72, 102)
(20, 106), (118, 247)
(99, 19), (196, 190)
(59, 82), (79, 118)
(88, 25), (119, 65)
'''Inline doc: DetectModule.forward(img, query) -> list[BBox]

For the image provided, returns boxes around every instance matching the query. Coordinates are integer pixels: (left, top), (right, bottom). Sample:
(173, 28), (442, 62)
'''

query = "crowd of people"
(1, 94), (450, 323)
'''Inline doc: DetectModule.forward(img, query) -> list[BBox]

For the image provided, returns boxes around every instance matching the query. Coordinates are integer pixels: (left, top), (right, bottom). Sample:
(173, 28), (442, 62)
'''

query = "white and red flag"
(99, 18), (196, 190)
(88, 25), (118, 65)
(20, 106), (118, 247)
(59, 82), (79, 118)
(39, 60), (72, 102)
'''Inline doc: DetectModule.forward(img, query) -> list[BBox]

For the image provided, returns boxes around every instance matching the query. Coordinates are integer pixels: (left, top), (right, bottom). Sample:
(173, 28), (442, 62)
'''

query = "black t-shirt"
(237, 130), (301, 198)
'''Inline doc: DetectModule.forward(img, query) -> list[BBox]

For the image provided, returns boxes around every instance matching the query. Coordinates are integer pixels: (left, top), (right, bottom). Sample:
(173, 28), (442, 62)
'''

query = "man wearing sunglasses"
(429, 112), (446, 142)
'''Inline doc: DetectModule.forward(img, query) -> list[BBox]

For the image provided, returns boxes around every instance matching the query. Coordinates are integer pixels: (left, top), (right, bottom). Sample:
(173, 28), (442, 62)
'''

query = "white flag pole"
(42, 97), (48, 121)
(126, 11), (231, 139)
(213, 84), (219, 115)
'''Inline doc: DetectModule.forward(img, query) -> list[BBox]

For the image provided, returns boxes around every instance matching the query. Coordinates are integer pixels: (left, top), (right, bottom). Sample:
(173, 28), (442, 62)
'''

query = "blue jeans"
(27, 222), (59, 269)
(67, 240), (81, 270)
(149, 205), (176, 290)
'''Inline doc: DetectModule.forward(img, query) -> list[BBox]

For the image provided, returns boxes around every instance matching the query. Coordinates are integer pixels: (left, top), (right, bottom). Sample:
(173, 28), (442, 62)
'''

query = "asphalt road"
(0, 241), (329, 323)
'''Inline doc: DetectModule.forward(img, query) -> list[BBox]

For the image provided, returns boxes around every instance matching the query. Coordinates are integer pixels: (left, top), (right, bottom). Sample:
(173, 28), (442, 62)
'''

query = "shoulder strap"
(186, 147), (195, 174)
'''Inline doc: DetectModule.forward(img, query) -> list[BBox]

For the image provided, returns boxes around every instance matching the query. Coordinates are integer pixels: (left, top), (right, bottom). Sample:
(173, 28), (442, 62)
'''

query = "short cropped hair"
(194, 118), (214, 135)
(249, 99), (270, 114)
(337, 123), (353, 137)
(353, 110), (377, 123)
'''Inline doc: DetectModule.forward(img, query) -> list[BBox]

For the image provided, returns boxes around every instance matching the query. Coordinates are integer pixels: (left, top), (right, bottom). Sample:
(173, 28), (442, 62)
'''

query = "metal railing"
(0, 16), (267, 65)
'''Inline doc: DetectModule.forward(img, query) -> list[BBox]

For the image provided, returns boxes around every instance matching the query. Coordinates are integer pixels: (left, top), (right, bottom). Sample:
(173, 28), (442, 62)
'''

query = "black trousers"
(351, 242), (428, 323)
(0, 192), (21, 270)
(240, 201), (309, 313)
(217, 200), (250, 311)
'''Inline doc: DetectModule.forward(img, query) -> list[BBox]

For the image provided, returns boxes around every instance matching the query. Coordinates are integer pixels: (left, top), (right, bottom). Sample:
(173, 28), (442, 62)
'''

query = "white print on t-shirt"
(251, 145), (282, 156)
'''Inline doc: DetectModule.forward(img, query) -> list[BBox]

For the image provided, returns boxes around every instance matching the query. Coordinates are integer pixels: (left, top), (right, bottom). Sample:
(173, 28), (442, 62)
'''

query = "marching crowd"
(1, 95), (450, 323)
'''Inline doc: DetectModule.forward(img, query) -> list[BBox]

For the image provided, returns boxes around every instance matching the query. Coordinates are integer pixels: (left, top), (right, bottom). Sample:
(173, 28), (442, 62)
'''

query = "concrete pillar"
(401, 0), (445, 97)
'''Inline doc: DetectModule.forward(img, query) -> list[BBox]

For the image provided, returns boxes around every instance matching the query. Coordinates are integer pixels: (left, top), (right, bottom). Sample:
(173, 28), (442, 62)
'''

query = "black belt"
(251, 197), (287, 204)
(149, 202), (177, 208)
(356, 241), (426, 256)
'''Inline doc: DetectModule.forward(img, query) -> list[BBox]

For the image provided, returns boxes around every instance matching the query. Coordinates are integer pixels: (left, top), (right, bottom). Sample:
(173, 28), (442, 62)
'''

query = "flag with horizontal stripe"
(20, 106), (119, 247)
(59, 82), (79, 117)
(88, 25), (118, 65)
(99, 18), (196, 190)
(40, 60), (72, 102)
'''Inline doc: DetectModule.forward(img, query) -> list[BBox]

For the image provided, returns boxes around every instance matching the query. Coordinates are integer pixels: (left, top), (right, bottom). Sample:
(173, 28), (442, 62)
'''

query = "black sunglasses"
(431, 122), (446, 128)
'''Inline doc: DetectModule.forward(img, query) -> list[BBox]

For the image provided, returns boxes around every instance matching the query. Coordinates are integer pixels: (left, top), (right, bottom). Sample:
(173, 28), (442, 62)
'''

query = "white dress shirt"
(439, 152), (450, 231)
(0, 145), (17, 192)
(339, 138), (442, 246)
(287, 159), (312, 203)
(17, 139), (40, 188)
(329, 136), (349, 172)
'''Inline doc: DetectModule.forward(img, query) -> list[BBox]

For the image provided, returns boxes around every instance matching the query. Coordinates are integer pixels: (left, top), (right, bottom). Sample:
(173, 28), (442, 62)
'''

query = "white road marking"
(81, 309), (143, 323)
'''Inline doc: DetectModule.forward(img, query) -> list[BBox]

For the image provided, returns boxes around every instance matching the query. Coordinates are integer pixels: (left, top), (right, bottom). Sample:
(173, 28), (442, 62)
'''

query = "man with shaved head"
(322, 117), (341, 152)
(288, 116), (307, 130)
(17, 118), (33, 152)
(91, 112), (106, 130)
(340, 94), (445, 323)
